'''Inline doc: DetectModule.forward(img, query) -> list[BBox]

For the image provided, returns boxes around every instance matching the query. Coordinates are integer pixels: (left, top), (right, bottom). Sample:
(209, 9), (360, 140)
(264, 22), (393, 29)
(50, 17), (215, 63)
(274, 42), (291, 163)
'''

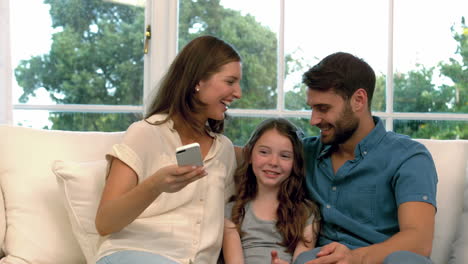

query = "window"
(1, 0), (467, 141)
(175, 0), (467, 142)
(3, 0), (146, 131)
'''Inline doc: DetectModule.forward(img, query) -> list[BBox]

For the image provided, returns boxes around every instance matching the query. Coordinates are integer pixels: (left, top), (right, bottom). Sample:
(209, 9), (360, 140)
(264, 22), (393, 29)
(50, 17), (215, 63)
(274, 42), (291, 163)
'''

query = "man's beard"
(320, 103), (359, 145)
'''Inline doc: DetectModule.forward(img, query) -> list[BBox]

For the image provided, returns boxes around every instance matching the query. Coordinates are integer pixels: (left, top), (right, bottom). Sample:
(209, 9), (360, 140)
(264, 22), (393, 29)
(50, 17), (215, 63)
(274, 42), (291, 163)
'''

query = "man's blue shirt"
(303, 117), (438, 249)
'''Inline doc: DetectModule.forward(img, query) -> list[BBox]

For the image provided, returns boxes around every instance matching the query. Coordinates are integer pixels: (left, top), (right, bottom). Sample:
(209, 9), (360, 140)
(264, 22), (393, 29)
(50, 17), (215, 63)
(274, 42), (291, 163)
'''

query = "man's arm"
(308, 201), (435, 264)
(354, 201), (435, 262)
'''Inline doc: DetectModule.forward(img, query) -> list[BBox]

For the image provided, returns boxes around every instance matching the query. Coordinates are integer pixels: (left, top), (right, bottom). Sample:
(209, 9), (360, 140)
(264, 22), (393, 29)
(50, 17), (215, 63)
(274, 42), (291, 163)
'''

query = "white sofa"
(0, 125), (467, 264)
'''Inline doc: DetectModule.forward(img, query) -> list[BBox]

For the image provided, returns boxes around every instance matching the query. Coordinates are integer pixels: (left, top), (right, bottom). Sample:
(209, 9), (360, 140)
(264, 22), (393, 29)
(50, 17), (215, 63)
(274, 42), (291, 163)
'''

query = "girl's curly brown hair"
(230, 118), (320, 253)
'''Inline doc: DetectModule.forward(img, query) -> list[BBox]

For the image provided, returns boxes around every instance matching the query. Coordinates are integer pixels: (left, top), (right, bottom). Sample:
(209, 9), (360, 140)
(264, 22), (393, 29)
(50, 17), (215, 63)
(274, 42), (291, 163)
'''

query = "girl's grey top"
(224, 201), (314, 263)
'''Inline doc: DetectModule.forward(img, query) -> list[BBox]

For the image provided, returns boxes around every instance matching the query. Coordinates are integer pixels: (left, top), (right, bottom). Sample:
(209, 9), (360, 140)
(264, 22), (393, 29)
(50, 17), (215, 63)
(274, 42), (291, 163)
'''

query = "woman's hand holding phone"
(148, 143), (206, 194)
(150, 164), (207, 194)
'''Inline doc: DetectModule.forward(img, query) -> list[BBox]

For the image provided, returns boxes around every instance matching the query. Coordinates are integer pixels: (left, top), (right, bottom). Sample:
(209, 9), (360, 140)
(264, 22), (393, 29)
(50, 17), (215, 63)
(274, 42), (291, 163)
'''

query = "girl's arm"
(292, 222), (318, 261)
(222, 218), (245, 264)
(270, 250), (289, 264)
(95, 157), (206, 236)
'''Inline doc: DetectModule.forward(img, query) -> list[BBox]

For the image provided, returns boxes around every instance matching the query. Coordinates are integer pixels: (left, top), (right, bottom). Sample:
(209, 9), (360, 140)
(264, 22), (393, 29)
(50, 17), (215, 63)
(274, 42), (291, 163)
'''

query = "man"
(294, 52), (437, 264)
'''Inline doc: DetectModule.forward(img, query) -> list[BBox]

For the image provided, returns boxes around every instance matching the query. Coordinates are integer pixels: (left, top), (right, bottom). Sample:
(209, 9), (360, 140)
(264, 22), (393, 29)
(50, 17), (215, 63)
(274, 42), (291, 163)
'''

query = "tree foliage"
(15, 0), (145, 131)
(179, 0), (278, 110)
(14, 1), (467, 139)
(392, 17), (467, 139)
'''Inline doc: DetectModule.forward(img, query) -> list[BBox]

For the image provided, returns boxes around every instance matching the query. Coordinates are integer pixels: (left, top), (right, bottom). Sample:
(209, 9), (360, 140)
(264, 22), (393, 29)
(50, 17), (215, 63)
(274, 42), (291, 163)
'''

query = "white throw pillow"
(0, 125), (123, 264)
(53, 159), (108, 264)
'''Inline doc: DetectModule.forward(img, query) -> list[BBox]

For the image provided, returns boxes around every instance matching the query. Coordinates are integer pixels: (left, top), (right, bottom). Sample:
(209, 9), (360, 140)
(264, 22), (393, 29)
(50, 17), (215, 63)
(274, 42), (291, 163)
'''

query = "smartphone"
(176, 143), (204, 167)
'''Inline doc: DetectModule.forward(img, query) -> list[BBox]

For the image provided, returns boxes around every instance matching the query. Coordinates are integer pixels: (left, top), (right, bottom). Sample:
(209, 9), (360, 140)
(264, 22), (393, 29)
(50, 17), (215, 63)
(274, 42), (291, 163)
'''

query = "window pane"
(224, 116), (321, 146)
(11, 0), (145, 129)
(286, 117), (321, 138)
(284, 0), (388, 112)
(13, 110), (142, 132)
(394, 120), (468, 139)
(224, 116), (265, 146)
(393, 0), (467, 113)
(178, 0), (279, 110)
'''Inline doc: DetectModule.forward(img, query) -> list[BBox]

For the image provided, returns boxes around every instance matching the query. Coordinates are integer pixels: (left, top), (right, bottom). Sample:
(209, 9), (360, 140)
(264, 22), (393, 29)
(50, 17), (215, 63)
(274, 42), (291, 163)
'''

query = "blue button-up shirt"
(303, 117), (437, 249)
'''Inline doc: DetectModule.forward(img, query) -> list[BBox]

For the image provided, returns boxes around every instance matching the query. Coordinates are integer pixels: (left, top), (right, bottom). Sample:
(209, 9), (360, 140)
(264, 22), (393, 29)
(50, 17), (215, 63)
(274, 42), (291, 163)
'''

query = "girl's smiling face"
(250, 128), (294, 190)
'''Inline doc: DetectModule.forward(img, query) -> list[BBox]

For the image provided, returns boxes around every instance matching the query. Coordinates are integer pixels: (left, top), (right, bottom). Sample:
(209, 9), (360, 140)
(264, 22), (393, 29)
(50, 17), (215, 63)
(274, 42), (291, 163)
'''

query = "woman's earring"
(195, 87), (200, 92)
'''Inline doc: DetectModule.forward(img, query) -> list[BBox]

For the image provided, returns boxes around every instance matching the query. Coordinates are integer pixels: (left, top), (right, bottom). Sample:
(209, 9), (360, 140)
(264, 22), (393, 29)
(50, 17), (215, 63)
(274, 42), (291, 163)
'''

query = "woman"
(95, 35), (242, 264)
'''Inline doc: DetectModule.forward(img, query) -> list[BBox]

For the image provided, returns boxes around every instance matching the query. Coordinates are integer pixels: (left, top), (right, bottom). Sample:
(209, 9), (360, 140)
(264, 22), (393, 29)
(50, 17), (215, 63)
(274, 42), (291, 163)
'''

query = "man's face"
(306, 89), (359, 145)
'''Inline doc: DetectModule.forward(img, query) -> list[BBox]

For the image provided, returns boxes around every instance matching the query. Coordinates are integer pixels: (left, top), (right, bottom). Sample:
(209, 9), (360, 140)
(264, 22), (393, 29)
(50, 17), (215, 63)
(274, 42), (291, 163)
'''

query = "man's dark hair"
(302, 52), (376, 108)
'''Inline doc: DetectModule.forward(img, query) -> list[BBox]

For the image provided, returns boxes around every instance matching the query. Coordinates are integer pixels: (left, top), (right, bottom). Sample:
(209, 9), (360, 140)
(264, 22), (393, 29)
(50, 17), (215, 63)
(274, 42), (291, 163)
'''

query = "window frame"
(0, 0), (13, 124)
(0, 0), (166, 123)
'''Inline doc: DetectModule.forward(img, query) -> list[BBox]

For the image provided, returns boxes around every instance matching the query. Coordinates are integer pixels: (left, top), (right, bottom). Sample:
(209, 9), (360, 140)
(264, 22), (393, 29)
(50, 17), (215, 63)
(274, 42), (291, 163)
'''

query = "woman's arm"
(222, 218), (245, 264)
(95, 157), (206, 236)
(292, 222), (318, 261)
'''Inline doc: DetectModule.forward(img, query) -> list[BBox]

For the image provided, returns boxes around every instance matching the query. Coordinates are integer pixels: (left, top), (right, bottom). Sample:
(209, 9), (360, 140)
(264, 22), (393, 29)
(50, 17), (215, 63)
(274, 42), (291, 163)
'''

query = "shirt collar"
(355, 116), (386, 159)
(317, 116), (385, 159)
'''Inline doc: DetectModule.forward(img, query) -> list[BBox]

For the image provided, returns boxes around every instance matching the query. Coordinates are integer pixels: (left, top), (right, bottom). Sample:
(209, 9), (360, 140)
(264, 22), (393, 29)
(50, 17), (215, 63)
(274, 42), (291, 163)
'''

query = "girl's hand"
(150, 164), (207, 193)
(271, 250), (290, 264)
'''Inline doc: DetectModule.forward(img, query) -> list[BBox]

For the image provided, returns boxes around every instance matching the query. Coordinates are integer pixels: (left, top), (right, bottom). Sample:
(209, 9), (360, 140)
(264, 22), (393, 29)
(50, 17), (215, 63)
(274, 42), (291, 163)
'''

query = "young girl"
(95, 35), (242, 264)
(222, 118), (321, 264)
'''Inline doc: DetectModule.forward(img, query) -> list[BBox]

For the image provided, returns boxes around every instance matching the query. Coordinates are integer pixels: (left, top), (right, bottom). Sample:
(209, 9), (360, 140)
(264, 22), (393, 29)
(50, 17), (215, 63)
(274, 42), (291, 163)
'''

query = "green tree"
(372, 75), (386, 112)
(439, 17), (468, 115)
(14, 1), (467, 139)
(394, 66), (450, 113)
(393, 17), (467, 139)
(283, 50), (315, 111)
(15, 0), (145, 131)
(178, 0), (278, 110)
(15, 0), (279, 135)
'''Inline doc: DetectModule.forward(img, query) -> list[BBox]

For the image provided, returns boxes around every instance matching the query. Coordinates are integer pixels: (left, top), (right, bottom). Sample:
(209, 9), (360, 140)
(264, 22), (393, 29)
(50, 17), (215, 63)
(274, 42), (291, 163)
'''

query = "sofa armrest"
(448, 165), (468, 264)
(0, 185), (4, 258)
(415, 139), (468, 264)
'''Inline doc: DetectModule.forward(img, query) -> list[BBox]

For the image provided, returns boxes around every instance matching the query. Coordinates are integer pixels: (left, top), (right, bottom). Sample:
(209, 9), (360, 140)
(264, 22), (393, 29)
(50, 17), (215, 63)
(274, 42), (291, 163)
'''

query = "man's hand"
(271, 250), (290, 264)
(305, 242), (362, 264)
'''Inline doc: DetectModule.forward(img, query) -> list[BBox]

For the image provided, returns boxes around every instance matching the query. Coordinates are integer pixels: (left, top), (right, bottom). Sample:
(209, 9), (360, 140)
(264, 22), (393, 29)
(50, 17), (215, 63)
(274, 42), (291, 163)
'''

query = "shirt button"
(422, 195), (428, 200)
(196, 219), (201, 224)
(363, 151), (367, 155)
(193, 240), (198, 245)
(326, 204), (331, 209)
(332, 186), (337, 191)
(200, 198), (204, 202)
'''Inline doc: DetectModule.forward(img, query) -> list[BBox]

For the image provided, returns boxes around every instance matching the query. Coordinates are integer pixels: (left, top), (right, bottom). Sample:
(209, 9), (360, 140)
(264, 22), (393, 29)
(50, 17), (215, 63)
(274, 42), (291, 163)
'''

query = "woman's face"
(195, 61), (242, 121)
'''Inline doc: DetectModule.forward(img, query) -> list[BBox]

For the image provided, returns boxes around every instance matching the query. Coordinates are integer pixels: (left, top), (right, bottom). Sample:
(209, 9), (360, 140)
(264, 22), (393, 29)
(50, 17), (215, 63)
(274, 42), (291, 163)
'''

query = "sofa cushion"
(0, 125), (123, 264)
(53, 159), (107, 264)
(416, 139), (468, 264)
(0, 186), (4, 258)
(448, 164), (468, 264)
